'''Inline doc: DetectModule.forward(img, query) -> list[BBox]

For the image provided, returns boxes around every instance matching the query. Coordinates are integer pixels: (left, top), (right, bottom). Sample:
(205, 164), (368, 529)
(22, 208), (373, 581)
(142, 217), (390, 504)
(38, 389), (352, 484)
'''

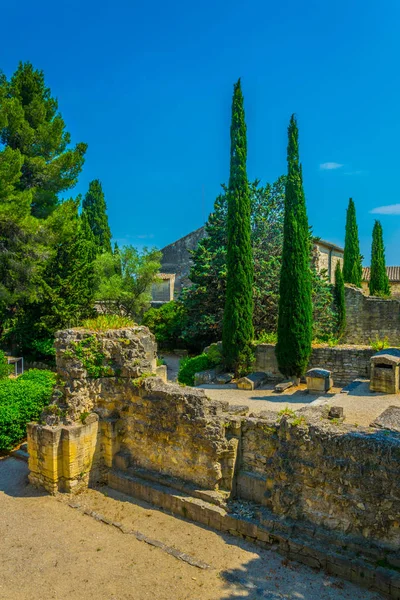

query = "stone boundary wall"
(255, 343), (374, 385)
(344, 284), (400, 345)
(237, 411), (400, 549)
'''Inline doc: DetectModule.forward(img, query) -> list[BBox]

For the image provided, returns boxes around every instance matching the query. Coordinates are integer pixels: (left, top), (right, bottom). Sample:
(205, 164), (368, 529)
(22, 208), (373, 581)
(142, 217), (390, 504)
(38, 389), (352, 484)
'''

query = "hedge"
(177, 353), (219, 386)
(0, 369), (56, 452)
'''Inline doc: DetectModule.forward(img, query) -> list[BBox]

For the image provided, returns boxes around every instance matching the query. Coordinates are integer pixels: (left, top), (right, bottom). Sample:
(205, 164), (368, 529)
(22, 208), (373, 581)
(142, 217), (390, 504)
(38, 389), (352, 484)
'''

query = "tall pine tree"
(81, 179), (112, 253)
(369, 220), (390, 296)
(276, 115), (312, 380)
(343, 198), (362, 286)
(222, 79), (254, 374)
(334, 262), (346, 337)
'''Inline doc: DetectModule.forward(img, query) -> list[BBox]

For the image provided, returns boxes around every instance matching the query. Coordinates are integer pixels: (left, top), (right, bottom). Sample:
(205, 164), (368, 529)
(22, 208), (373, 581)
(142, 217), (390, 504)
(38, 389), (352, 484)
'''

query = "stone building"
(312, 239), (344, 283)
(362, 266), (400, 297)
(151, 228), (344, 304)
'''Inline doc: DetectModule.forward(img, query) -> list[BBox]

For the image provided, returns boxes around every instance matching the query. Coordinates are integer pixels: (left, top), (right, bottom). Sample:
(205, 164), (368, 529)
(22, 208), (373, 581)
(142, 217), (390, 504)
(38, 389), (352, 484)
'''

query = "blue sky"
(2, 0), (400, 263)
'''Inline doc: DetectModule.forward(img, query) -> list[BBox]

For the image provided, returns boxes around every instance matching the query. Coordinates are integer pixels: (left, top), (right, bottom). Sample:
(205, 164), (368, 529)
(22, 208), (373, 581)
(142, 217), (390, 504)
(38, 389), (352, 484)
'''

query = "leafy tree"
(369, 220), (390, 297)
(0, 62), (87, 218)
(180, 191), (227, 349)
(142, 301), (186, 349)
(343, 198), (362, 286)
(7, 201), (96, 354)
(81, 179), (112, 253)
(334, 262), (346, 337)
(276, 115), (312, 379)
(95, 246), (161, 320)
(222, 79), (254, 374)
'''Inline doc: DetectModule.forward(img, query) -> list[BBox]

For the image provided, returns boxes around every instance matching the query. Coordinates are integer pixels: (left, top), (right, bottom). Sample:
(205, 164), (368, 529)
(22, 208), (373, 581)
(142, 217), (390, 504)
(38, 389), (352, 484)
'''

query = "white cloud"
(370, 204), (400, 215)
(319, 162), (343, 170)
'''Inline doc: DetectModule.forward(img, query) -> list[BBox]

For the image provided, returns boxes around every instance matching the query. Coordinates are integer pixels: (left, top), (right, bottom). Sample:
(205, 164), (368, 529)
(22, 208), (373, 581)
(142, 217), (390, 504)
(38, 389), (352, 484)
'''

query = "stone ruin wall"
(27, 327), (400, 561)
(28, 327), (236, 494)
(344, 284), (400, 345)
(255, 343), (374, 385)
(237, 414), (400, 550)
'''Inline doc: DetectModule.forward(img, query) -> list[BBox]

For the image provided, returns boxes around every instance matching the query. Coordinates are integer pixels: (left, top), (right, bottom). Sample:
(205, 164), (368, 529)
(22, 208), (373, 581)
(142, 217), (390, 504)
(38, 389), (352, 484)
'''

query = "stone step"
(108, 468), (400, 599)
(112, 457), (229, 507)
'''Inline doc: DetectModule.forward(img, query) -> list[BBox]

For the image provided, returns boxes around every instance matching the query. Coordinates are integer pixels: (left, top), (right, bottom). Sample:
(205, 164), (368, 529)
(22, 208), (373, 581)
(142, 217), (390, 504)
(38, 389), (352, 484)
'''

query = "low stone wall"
(255, 343), (374, 385)
(237, 410), (400, 549)
(344, 284), (400, 345)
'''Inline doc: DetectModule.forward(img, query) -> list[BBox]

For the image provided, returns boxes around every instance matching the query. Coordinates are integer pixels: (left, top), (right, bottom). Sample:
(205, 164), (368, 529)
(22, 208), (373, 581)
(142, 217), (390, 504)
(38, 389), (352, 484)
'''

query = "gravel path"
(0, 458), (383, 600)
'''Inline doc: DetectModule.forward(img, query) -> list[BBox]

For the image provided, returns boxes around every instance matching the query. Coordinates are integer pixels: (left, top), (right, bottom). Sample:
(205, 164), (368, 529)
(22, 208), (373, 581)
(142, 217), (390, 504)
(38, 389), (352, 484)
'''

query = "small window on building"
(151, 274), (175, 304)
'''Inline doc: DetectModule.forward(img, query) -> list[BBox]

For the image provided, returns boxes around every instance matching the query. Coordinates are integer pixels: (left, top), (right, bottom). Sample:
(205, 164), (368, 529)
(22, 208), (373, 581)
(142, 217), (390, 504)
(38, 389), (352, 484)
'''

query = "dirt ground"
(201, 382), (400, 428)
(0, 458), (384, 600)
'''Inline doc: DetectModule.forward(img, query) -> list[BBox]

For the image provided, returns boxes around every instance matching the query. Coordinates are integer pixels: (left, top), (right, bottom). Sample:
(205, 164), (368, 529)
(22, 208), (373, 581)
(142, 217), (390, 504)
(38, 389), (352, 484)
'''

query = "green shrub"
(177, 353), (220, 386)
(253, 332), (277, 345)
(29, 338), (56, 361)
(370, 336), (389, 352)
(0, 369), (56, 452)
(0, 351), (12, 379)
(81, 315), (136, 331)
(143, 301), (186, 350)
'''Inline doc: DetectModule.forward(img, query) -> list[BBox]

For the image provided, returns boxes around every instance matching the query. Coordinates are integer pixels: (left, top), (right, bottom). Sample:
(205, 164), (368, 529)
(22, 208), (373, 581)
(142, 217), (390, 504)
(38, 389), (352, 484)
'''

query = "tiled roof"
(363, 266), (400, 282)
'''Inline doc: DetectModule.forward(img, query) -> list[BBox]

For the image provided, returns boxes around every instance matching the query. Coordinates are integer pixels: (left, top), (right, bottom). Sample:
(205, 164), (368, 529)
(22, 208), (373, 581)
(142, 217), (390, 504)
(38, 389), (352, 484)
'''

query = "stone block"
(194, 368), (219, 385)
(306, 368), (333, 393)
(156, 364), (167, 382)
(274, 381), (293, 393)
(237, 372), (267, 390)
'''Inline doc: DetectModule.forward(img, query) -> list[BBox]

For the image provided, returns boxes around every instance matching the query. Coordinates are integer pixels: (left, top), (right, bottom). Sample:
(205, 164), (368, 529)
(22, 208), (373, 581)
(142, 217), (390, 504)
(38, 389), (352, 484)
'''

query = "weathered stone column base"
(27, 414), (100, 494)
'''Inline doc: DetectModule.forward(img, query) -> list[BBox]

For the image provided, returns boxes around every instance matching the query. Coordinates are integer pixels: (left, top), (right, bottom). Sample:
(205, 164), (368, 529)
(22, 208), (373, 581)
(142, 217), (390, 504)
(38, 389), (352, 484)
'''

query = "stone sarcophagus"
(306, 368), (333, 393)
(370, 348), (400, 394)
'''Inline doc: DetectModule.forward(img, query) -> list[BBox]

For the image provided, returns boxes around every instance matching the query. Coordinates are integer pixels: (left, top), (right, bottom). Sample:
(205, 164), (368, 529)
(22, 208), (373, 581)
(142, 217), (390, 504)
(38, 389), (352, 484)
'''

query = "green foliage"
(254, 332), (277, 345)
(181, 176), (286, 351)
(0, 369), (56, 451)
(94, 246), (161, 321)
(142, 301), (185, 349)
(0, 351), (12, 379)
(276, 115), (312, 378)
(343, 198), (362, 287)
(68, 336), (106, 378)
(204, 342), (223, 364)
(29, 338), (56, 361)
(334, 262), (346, 337)
(311, 266), (336, 342)
(369, 335), (389, 352)
(81, 315), (135, 331)
(222, 79), (254, 375)
(0, 63), (94, 353)
(177, 353), (220, 386)
(0, 62), (86, 218)
(81, 179), (112, 254)
(5, 201), (96, 353)
(369, 220), (390, 297)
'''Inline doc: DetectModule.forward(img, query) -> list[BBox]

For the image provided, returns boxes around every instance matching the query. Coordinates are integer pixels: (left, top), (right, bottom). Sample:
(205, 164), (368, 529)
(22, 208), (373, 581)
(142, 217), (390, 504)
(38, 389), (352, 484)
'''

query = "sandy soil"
(198, 383), (343, 414)
(315, 382), (400, 427)
(0, 458), (383, 600)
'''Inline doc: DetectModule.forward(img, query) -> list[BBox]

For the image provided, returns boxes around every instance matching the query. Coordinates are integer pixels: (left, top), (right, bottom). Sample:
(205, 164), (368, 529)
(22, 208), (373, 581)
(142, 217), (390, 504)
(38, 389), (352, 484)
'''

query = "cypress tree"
(369, 220), (390, 296)
(334, 262), (346, 337)
(222, 79), (254, 374)
(82, 179), (112, 253)
(343, 198), (362, 286)
(113, 242), (122, 277)
(276, 115), (312, 380)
